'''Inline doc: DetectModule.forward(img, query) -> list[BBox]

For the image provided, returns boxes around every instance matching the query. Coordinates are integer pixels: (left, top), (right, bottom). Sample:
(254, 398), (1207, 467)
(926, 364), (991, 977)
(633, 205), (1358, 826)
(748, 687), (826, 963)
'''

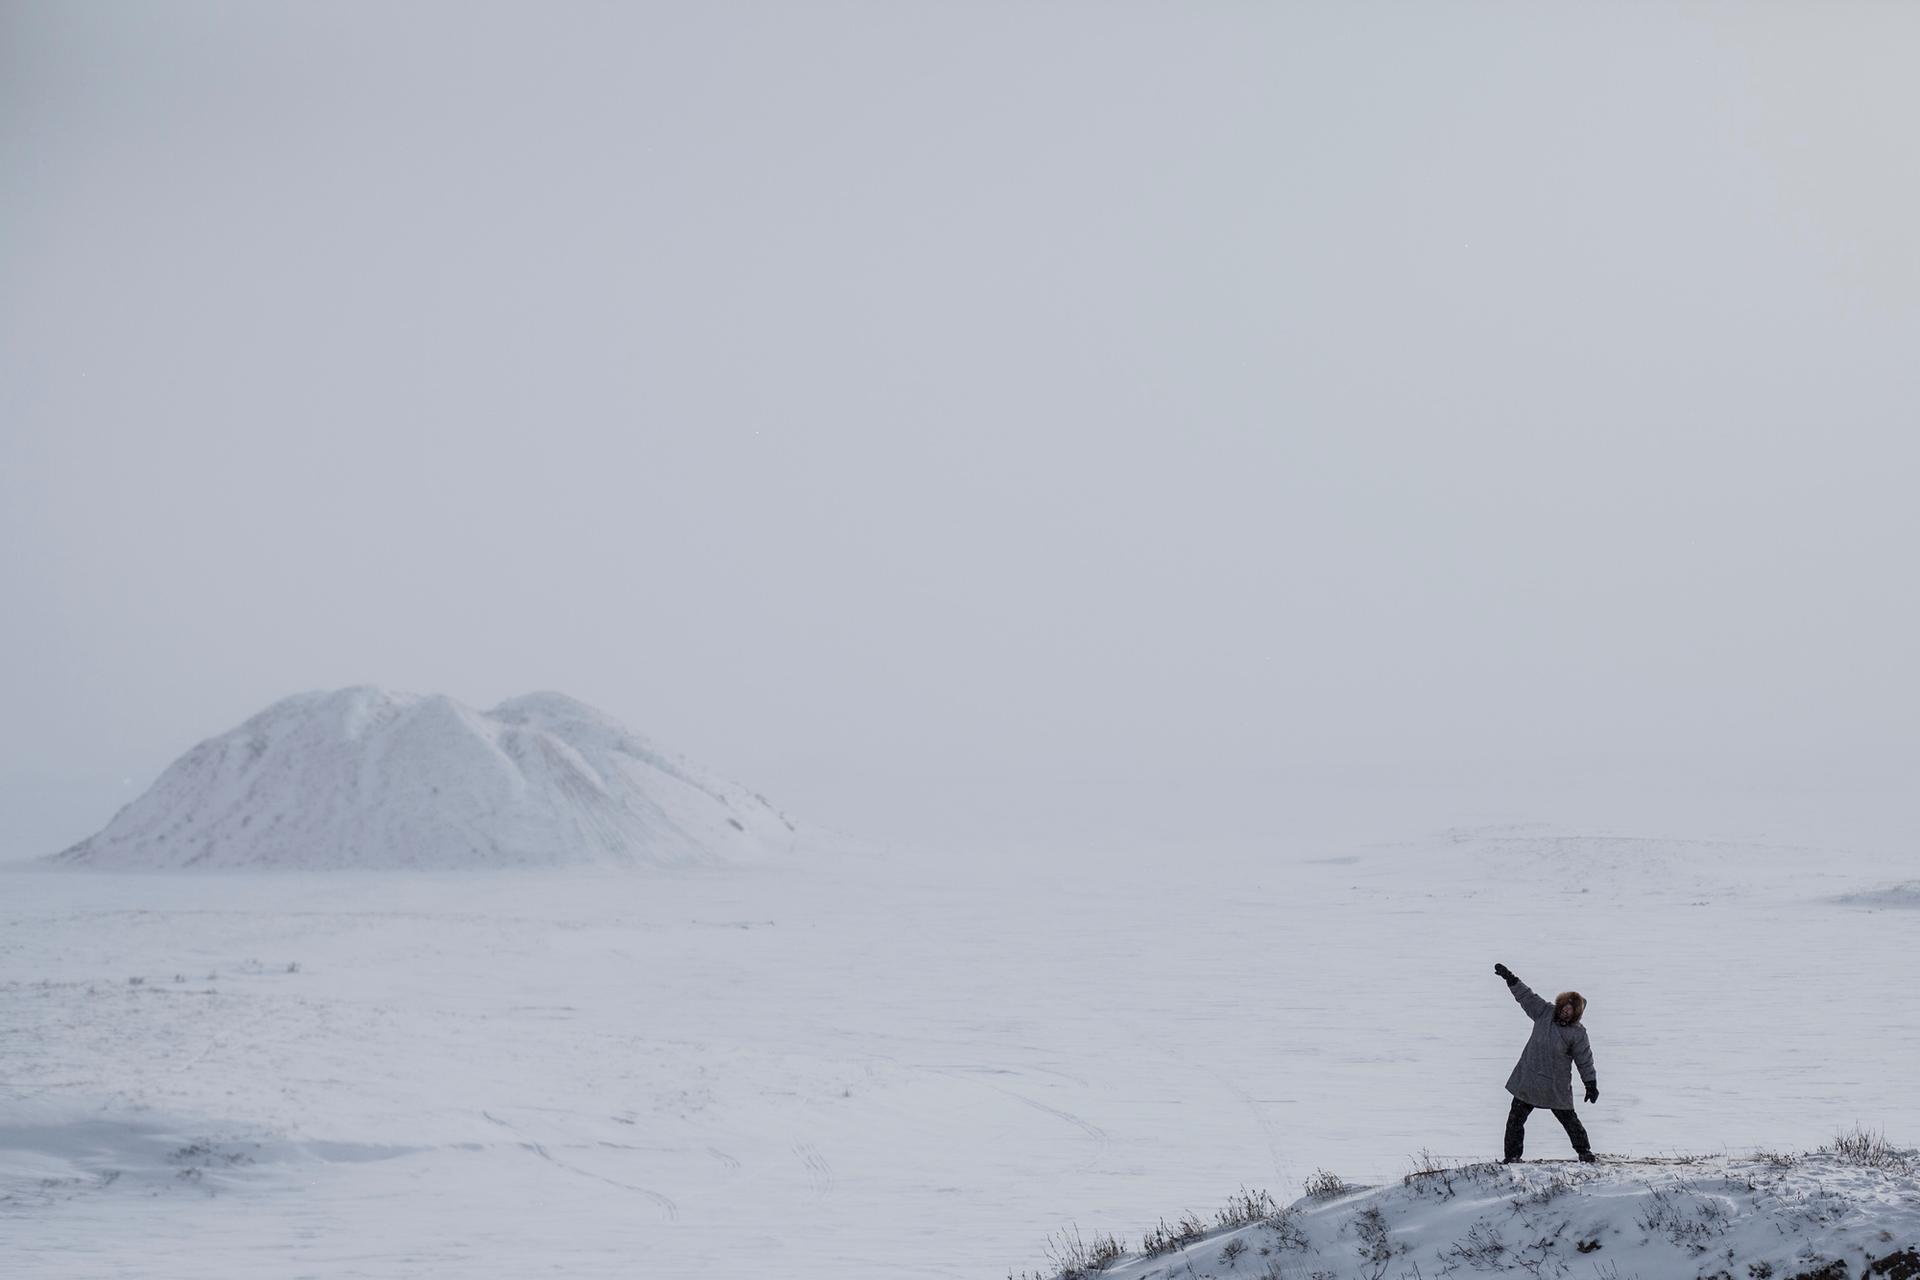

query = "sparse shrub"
(286, 962), (301, 974)
(1220, 1237), (1248, 1266)
(127, 976), (144, 986)
(1441, 1220), (1507, 1270)
(1822, 1125), (1915, 1174)
(1513, 1168), (1602, 1206)
(1266, 1205), (1309, 1251)
(1143, 1211), (1208, 1257)
(1085, 1234), (1123, 1272)
(1038, 1224), (1124, 1279)
(1750, 1149), (1798, 1168)
(1304, 1168), (1347, 1200)
(1405, 1149), (1459, 1199)
(1217, 1186), (1279, 1229)
(1635, 1184), (1732, 1252)
(1350, 1205), (1395, 1280)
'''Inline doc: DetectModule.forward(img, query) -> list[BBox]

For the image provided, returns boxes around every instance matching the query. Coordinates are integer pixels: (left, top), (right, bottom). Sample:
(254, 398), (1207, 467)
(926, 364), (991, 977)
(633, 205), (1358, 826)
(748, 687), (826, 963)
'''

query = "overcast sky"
(4, 3), (1918, 856)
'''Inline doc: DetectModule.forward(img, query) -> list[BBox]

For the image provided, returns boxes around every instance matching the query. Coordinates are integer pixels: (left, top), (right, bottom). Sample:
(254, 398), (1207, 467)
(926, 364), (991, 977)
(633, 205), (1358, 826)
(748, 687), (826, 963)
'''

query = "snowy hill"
(49, 687), (795, 869)
(1023, 1149), (1920, 1280)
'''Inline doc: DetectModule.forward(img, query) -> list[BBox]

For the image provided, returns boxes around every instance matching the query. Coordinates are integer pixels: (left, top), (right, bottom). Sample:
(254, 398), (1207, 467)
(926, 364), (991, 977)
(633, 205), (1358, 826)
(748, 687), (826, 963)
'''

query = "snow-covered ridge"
(1020, 1151), (1920, 1280)
(50, 687), (795, 869)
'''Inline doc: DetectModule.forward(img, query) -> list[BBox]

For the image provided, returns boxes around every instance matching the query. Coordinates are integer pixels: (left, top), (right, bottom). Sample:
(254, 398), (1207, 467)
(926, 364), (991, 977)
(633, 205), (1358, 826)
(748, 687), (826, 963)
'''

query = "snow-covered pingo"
(51, 687), (794, 869)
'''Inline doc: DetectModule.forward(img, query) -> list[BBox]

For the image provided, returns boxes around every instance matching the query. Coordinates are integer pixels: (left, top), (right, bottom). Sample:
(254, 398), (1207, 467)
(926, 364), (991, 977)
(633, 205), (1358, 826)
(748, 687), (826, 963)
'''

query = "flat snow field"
(3, 792), (1917, 1279)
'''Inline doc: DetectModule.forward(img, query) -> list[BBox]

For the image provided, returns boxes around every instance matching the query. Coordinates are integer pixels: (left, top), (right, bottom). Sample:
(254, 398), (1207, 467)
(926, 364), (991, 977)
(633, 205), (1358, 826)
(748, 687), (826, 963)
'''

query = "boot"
(1577, 1151), (1597, 1163)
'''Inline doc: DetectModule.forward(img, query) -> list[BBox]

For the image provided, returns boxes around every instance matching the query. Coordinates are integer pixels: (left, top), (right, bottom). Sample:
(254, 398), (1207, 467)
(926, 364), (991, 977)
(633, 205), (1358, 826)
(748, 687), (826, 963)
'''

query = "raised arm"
(1494, 962), (1551, 1019)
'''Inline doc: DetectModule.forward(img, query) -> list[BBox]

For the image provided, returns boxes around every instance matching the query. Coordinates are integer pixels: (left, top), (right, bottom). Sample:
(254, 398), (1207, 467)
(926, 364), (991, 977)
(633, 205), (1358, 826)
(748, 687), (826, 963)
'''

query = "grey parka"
(1504, 980), (1598, 1110)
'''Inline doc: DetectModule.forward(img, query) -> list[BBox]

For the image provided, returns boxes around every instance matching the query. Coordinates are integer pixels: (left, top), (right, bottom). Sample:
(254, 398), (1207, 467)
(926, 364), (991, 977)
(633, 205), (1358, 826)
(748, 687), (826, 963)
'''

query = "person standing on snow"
(1493, 962), (1599, 1163)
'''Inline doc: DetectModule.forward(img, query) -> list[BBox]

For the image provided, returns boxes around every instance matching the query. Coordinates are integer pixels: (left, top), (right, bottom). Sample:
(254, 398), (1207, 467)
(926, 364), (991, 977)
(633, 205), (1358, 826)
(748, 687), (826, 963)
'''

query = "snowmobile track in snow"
(792, 1142), (834, 1198)
(481, 1110), (679, 1221)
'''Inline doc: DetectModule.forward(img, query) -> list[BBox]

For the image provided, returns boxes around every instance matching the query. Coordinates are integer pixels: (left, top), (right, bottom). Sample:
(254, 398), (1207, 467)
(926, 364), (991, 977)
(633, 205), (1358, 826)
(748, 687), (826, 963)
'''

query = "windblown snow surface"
(50, 687), (795, 869)
(4, 788), (1918, 1278)
(1836, 883), (1920, 910)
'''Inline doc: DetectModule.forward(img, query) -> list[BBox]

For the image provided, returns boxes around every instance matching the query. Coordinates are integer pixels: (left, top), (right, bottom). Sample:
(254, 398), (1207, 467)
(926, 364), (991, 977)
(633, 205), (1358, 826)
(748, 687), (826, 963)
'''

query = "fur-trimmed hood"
(1554, 991), (1587, 1024)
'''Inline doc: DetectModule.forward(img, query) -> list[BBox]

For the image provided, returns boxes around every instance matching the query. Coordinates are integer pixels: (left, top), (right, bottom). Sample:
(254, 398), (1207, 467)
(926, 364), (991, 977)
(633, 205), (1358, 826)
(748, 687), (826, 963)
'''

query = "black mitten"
(1584, 1083), (1599, 1104)
(1494, 963), (1516, 983)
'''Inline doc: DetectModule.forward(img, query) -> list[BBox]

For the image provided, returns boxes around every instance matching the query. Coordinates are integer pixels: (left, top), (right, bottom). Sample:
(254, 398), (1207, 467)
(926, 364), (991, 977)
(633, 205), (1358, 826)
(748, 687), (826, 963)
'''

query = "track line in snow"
(792, 1142), (834, 1198)
(480, 1110), (679, 1221)
(991, 1088), (1112, 1172)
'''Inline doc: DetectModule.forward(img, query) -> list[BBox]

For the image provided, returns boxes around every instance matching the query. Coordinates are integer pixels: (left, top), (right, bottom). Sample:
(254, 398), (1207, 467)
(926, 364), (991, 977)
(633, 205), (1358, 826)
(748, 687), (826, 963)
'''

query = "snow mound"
(1036, 1153), (1920, 1280)
(1837, 881), (1920, 909)
(50, 687), (796, 870)
(0, 1099), (417, 1210)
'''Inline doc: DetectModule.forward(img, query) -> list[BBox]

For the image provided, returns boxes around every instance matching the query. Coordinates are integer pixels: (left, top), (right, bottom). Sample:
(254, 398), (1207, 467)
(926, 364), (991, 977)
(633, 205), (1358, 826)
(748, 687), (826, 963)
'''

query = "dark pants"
(1505, 1096), (1590, 1159)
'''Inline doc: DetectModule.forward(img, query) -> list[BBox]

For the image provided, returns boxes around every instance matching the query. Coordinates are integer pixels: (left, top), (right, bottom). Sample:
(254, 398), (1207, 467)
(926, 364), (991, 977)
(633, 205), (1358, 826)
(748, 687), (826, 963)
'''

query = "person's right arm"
(1494, 962), (1551, 1019)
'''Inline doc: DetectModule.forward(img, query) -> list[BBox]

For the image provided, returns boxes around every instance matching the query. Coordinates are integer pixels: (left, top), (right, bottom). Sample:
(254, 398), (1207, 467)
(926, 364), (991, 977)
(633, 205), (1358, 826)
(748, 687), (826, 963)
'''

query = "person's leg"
(1552, 1107), (1593, 1158)
(1504, 1098), (1534, 1161)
